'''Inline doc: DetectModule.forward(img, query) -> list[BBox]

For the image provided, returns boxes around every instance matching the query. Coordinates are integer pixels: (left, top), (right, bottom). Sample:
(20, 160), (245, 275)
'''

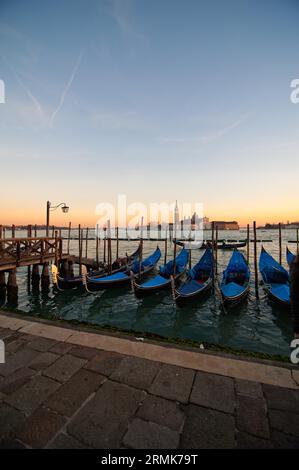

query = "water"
(1, 228), (297, 358)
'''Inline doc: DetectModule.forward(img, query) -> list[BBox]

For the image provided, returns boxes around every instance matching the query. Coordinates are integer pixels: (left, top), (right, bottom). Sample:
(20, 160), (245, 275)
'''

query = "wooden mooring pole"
(7, 269), (18, 302)
(247, 223), (250, 264)
(215, 226), (218, 275)
(96, 224), (99, 267)
(0, 272), (6, 300)
(41, 263), (50, 291)
(253, 221), (259, 299)
(67, 222), (71, 255)
(279, 222), (282, 265)
(85, 227), (89, 259)
(297, 228), (299, 256)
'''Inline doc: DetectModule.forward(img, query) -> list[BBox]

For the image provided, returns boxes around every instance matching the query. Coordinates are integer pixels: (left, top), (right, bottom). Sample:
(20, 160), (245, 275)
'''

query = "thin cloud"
(160, 114), (251, 144)
(14, 74), (44, 117)
(49, 51), (83, 126)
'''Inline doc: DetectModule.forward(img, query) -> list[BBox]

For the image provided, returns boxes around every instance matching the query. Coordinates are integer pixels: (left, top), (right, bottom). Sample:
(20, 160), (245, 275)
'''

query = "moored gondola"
(172, 249), (213, 304)
(53, 244), (141, 290)
(220, 249), (250, 304)
(84, 246), (161, 291)
(132, 248), (189, 297)
(259, 247), (290, 306)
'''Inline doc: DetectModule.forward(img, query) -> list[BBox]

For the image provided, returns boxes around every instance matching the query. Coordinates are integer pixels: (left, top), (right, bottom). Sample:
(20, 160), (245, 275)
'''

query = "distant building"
(213, 221), (239, 230)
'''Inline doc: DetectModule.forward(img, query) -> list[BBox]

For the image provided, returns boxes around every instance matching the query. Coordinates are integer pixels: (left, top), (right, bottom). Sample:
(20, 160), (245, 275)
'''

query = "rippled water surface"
(1, 228), (297, 357)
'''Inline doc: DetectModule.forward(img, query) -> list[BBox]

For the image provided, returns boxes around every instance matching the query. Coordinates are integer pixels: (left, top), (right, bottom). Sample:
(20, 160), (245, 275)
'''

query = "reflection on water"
(2, 229), (296, 357)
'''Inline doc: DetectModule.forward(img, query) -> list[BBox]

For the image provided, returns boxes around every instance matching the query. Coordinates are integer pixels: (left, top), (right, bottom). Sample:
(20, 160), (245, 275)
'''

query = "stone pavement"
(0, 315), (299, 449)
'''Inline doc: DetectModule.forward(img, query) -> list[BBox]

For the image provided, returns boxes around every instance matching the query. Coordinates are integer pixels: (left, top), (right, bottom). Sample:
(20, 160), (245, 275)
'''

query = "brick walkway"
(0, 320), (299, 449)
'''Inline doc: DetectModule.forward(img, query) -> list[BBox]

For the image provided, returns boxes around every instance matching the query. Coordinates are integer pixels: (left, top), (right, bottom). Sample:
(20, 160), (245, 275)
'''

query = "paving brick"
(110, 356), (159, 390)
(5, 338), (27, 356)
(236, 395), (269, 439)
(149, 364), (194, 403)
(181, 405), (235, 449)
(0, 367), (35, 394)
(263, 384), (299, 413)
(123, 418), (179, 449)
(69, 346), (99, 360)
(46, 369), (105, 417)
(68, 380), (146, 448)
(235, 379), (263, 399)
(15, 407), (66, 448)
(47, 433), (88, 449)
(84, 350), (124, 376)
(49, 342), (73, 355)
(29, 352), (60, 371)
(236, 432), (273, 449)
(0, 348), (39, 377)
(43, 354), (87, 383)
(271, 430), (299, 449)
(27, 337), (57, 352)
(137, 395), (185, 431)
(0, 403), (26, 439)
(269, 409), (299, 437)
(190, 371), (235, 413)
(5, 375), (60, 415)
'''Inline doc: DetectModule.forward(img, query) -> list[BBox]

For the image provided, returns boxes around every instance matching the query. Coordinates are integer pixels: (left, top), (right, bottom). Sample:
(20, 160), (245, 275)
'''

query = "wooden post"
(34, 224), (37, 237)
(139, 217), (144, 279)
(215, 226), (218, 275)
(96, 224), (99, 267)
(41, 263), (50, 291)
(103, 227), (107, 264)
(51, 225), (54, 238)
(116, 226), (119, 259)
(297, 228), (299, 256)
(67, 222), (71, 255)
(0, 272), (6, 300)
(32, 264), (40, 291)
(253, 221), (259, 299)
(211, 222), (215, 288)
(85, 227), (89, 259)
(54, 230), (59, 267)
(246, 223), (250, 264)
(7, 269), (18, 302)
(279, 222), (282, 265)
(78, 225), (82, 275)
(12, 224), (15, 238)
(164, 237), (168, 265)
(107, 221), (112, 274)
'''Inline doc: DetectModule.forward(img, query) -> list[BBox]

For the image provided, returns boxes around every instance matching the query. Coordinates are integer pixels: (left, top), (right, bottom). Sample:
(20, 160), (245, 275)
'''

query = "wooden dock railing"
(0, 237), (63, 270)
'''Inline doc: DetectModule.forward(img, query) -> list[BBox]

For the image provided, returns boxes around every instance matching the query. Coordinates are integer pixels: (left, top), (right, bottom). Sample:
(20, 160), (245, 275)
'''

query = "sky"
(0, 0), (299, 227)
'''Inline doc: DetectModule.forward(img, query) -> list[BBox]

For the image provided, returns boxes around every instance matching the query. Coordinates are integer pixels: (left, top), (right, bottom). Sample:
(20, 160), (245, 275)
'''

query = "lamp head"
(62, 205), (69, 213)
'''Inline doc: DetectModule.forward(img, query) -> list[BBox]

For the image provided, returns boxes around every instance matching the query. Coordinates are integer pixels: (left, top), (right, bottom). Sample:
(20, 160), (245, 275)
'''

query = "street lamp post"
(46, 201), (69, 236)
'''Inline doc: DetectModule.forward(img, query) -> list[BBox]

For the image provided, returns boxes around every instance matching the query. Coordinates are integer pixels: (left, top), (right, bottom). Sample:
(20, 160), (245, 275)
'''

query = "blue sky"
(0, 0), (299, 225)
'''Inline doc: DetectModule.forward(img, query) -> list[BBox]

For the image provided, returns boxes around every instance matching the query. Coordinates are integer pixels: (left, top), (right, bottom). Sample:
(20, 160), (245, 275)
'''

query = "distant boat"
(286, 247), (296, 267)
(201, 241), (247, 250)
(132, 248), (189, 297)
(84, 246), (161, 291)
(172, 249), (213, 304)
(54, 244), (142, 290)
(221, 249), (250, 304)
(175, 240), (247, 250)
(259, 247), (290, 306)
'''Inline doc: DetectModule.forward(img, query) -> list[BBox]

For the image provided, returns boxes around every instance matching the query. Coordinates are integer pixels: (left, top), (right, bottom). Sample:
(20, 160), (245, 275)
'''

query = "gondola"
(259, 247), (290, 306)
(54, 244), (141, 290)
(132, 248), (189, 297)
(201, 241), (247, 250)
(220, 249), (250, 304)
(84, 246), (161, 291)
(172, 249), (213, 304)
(286, 247), (296, 267)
